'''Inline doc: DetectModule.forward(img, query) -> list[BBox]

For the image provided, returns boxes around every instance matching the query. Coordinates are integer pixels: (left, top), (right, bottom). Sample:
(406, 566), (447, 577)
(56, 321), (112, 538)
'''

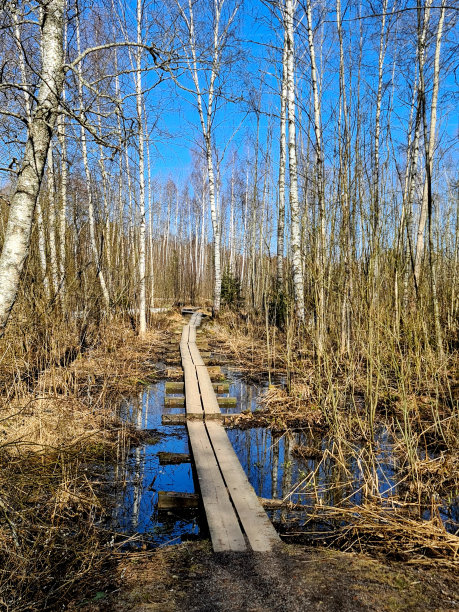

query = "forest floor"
(78, 540), (459, 611)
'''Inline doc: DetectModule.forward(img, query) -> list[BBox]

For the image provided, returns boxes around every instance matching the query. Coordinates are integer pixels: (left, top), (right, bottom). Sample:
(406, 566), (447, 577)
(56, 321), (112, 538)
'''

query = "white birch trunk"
(97, 106), (112, 284)
(414, 1), (446, 287)
(403, 0), (432, 303)
(146, 127), (155, 310)
(57, 110), (68, 299)
(46, 142), (59, 297)
(285, 0), (305, 322)
(240, 166), (249, 286)
(0, 0), (65, 333)
(178, 0), (234, 315)
(371, 0), (388, 295)
(13, 6), (48, 297)
(76, 11), (110, 309)
(306, 0), (326, 349)
(36, 196), (49, 296)
(277, 26), (288, 289)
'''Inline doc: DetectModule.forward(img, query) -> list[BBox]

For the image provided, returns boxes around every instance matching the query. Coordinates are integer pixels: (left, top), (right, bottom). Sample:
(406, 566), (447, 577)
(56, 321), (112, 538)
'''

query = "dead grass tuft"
(298, 503), (459, 569)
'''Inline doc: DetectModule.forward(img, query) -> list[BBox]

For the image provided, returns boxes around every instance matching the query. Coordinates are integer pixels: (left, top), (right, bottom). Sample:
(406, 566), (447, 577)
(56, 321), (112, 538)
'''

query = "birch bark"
(175, 0), (237, 315)
(371, 0), (388, 294)
(0, 0), (65, 333)
(414, 1), (446, 288)
(46, 142), (59, 297)
(285, 0), (305, 322)
(403, 0), (432, 305)
(276, 26), (288, 290)
(306, 0), (326, 349)
(136, 0), (147, 334)
(76, 9), (110, 309)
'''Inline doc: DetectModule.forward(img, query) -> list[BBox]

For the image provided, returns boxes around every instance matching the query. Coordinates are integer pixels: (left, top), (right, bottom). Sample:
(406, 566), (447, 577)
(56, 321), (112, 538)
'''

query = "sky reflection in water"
(111, 368), (458, 546)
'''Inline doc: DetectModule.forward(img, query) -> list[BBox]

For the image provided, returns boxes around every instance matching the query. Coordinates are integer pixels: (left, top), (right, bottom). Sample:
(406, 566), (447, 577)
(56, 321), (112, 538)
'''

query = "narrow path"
(180, 311), (280, 553)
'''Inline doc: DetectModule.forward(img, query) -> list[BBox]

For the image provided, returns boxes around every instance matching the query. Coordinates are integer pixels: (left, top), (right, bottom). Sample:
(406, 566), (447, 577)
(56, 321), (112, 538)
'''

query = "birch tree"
(284, 0), (305, 322)
(174, 0), (239, 315)
(276, 25), (288, 290)
(0, 0), (66, 334)
(136, 0), (147, 334)
(75, 7), (111, 309)
(305, 0), (325, 350)
(413, 1), (446, 288)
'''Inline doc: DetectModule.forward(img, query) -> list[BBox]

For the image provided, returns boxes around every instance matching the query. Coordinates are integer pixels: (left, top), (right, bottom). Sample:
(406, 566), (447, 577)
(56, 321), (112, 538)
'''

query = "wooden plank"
(206, 420), (280, 552)
(188, 342), (205, 366)
(196, 365), (221, 416)
(173, 316), (279, 553)
(162, 413), (244, 425)
(165, 396), (236, 408)
(166, 366), (224, 381)
(165, 381), (185, 392)
(166, 381), (230, 394)
(162, 414), (186, 425)
(181, 307), (199, 314)
(180, 324), (190, 344)
(187, 420), (246, 552)
(216, 397), (237, 407)
(184, 366), (203, 416)
(164, 396), (185, 407)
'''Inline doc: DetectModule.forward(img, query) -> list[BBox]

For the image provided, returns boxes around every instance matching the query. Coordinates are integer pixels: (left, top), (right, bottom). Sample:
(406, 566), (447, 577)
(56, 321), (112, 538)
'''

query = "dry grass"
(207, 312), (288, 379)
(214, 308), (459, 569)
(1, 396), (120, 456)
(295, 503), (459, 569)
(0, 313), (175, 611)
(37, 319), (170, 396)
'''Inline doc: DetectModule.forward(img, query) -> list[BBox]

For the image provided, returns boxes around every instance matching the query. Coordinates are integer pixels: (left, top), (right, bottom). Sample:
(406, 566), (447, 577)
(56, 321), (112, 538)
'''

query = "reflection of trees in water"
(271, 432), (280, 499)
(281, 434), (293, 520)
(132, 391), (144, 530)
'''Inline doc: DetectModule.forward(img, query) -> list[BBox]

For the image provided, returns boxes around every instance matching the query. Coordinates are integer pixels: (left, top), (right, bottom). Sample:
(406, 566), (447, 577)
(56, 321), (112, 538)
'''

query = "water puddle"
(109, 366), (458, 547)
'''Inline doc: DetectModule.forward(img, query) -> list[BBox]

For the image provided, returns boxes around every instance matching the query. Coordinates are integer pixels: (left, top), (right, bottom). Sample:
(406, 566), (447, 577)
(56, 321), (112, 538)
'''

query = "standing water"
(110, 367), (458, 546)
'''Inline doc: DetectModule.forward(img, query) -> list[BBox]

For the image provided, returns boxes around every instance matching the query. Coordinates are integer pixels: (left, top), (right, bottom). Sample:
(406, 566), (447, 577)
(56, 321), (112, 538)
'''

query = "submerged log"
(158, 491), (199, 509)
(158, 452), (191, 465)
(259, 497), (309, 511)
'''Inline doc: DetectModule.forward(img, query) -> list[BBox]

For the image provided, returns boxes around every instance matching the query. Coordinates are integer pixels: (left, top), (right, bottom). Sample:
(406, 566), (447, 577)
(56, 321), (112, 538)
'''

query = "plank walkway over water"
(179, 311), (280, 552)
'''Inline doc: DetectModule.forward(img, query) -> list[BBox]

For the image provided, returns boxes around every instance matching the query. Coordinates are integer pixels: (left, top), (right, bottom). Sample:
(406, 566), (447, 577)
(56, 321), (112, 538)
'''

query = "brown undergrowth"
(0, 312), (174, 611)
(209, 309), (459, 568)
(287, 504), (459, 569)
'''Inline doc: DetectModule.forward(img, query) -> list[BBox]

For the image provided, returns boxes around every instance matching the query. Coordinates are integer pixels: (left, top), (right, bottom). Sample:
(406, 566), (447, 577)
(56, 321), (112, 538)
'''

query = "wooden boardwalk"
(179, 311), (280, 552)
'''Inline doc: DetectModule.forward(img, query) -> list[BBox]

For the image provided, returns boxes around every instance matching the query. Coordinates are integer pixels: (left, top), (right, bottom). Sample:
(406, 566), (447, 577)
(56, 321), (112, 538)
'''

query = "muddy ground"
(78, 540), (458, 611)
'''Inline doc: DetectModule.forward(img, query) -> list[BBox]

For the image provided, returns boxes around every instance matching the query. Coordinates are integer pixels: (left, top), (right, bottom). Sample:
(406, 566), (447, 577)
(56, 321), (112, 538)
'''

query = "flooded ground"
(109, 366), (458, 547)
